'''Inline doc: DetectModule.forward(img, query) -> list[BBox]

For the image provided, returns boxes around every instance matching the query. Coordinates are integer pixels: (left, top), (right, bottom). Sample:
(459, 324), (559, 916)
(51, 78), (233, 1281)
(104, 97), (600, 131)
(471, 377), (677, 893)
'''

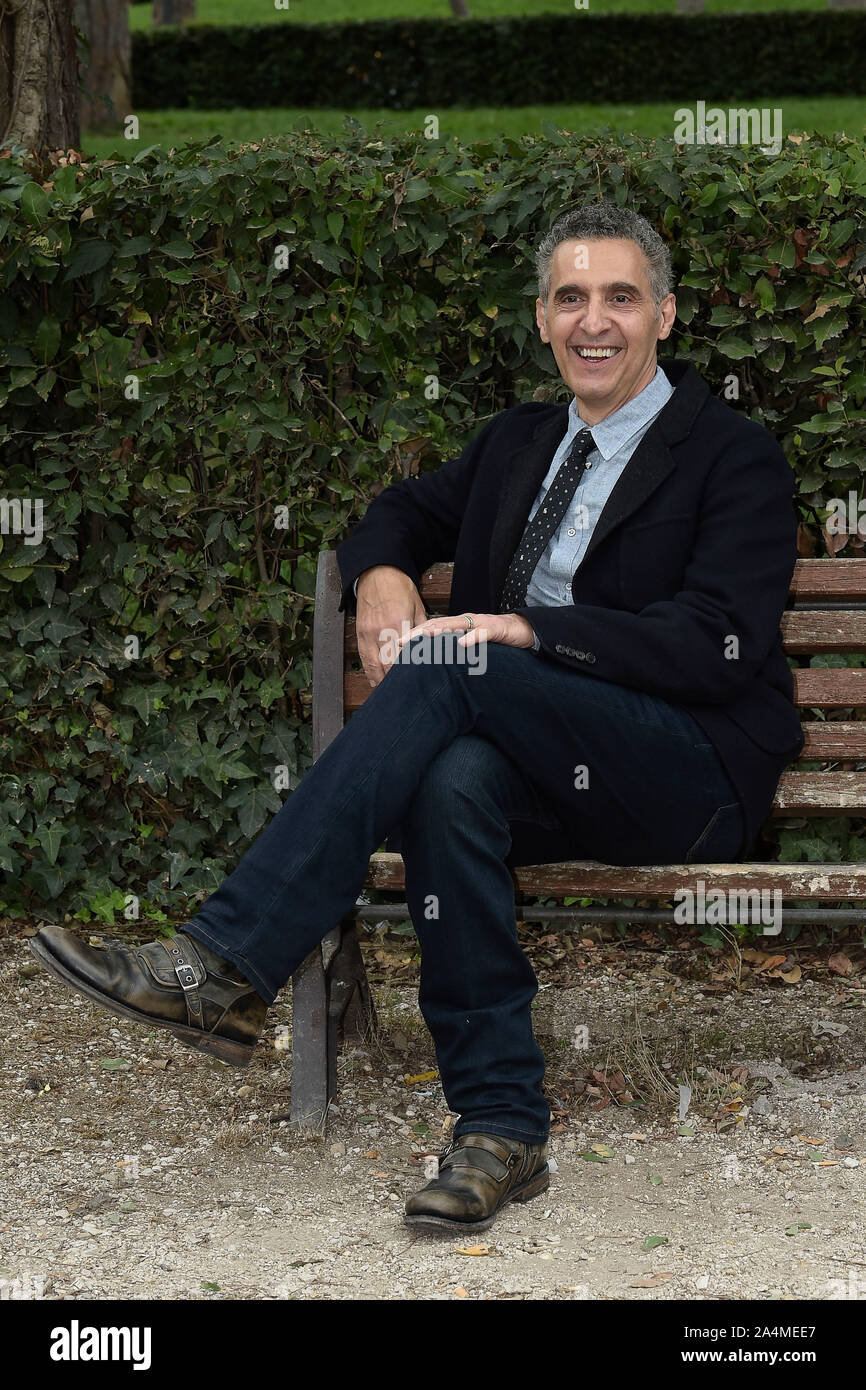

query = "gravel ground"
(2, 917), (864, 1301)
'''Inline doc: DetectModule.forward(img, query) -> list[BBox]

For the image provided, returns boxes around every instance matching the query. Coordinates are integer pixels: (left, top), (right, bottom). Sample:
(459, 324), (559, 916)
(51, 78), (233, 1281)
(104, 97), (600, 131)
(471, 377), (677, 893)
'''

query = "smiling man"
(30, 202), (804, 1236)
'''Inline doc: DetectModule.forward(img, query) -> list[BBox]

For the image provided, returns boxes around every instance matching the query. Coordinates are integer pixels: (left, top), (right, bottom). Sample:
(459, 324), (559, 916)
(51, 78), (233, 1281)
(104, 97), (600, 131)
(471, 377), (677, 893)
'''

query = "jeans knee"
(402, 736), (504, 830)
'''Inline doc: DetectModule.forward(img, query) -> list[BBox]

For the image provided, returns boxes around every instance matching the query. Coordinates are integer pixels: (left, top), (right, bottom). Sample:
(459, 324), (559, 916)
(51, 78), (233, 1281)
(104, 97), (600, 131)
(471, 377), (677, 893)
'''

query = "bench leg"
(289, 918), (377, 1131)
(289, 947), (330, 1131)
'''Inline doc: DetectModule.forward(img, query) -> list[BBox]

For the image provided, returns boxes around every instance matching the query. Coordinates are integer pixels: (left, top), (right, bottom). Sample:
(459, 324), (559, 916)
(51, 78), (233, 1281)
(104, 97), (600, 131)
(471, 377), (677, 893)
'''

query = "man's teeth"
(574, 347), (620, 359)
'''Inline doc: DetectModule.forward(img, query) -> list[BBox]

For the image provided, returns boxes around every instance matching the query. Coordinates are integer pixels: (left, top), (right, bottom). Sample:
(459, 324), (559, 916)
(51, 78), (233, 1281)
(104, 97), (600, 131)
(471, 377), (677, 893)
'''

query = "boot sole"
(29, 934), (255, 1069)
(402, 1165), (550, 1232)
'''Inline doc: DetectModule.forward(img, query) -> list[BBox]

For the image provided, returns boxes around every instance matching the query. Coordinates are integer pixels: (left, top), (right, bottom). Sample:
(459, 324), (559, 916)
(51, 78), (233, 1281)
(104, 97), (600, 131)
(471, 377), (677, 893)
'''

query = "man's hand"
(356, 565), (428, 687)
(394, 611), (536, 653)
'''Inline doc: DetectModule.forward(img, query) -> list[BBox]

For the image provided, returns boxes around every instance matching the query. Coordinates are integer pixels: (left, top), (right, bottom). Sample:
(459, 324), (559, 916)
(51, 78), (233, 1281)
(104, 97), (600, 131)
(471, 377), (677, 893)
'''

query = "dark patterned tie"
(500, 427), (596, 611)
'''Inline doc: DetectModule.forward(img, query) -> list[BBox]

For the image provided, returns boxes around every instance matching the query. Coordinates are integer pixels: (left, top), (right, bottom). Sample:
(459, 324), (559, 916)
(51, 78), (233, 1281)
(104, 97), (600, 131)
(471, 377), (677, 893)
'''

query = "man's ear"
(656, 293), (677, 342)
(535, 296), (550, 344)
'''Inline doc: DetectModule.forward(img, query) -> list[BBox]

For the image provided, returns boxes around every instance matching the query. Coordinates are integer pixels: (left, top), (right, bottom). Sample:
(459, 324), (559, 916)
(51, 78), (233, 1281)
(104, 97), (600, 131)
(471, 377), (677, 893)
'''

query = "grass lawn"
(82, 97), (866, 159)
(128, 0), (827, 25)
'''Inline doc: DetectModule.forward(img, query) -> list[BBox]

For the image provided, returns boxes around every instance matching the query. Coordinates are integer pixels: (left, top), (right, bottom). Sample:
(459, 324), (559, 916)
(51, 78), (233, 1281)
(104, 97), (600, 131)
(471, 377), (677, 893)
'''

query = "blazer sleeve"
(335, 413), (502, 615)
(513, 433), (799, 703)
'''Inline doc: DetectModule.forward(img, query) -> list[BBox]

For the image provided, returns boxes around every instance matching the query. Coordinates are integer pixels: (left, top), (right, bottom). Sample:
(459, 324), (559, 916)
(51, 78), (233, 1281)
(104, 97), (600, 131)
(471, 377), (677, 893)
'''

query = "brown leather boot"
(404, 1132), (550, 1232)
(29, 925), (267, 1067)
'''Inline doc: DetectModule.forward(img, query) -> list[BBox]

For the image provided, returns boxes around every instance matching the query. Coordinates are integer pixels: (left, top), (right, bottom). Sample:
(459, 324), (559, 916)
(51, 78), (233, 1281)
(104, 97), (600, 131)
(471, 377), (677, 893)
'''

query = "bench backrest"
(314, 554), (866, 817)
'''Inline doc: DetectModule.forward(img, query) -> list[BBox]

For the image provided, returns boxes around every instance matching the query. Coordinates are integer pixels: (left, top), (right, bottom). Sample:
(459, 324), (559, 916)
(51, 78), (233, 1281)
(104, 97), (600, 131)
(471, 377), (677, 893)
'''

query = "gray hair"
(535, 202), (674, 310)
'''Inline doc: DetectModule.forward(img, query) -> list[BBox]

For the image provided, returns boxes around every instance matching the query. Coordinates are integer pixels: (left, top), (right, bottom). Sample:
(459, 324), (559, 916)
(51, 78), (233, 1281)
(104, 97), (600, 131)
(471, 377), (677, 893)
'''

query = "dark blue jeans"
(182, 633), (744, 1145)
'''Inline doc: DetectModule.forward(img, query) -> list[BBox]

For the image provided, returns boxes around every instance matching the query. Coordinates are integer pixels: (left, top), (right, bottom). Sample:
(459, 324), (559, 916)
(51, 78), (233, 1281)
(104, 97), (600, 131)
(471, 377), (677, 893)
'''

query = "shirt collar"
(567, 363), (674, 462)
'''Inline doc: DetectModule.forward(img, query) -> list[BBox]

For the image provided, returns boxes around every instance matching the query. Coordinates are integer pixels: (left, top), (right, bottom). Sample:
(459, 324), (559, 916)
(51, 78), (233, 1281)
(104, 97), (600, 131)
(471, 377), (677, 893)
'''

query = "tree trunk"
(74, 0), (130, 131)
(0, 0), (80, 152)
(152, 0), (195, 23)
(448, 0), (469, 15)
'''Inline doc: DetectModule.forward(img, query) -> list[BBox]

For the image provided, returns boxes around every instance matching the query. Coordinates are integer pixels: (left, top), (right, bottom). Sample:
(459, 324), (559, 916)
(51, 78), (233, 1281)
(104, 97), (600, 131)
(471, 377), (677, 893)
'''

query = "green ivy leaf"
(64, 239), (114, 280)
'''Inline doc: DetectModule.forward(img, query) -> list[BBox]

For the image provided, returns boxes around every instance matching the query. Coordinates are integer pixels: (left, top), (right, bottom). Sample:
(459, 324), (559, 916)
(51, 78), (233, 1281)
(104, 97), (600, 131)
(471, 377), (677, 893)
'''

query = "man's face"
(535, 237), (676, 424)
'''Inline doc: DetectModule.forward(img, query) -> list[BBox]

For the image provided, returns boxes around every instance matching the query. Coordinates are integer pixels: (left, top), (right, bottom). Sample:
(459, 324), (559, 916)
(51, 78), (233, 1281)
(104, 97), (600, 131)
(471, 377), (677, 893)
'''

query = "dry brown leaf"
(796, 1135), (824, 1146)
(630, 1273), (674, 1287)
(456, 1244), (492, 1256)
(754, 954), (787, 973)
(803, 301), (839, 323)
(828, 952), (854, 976)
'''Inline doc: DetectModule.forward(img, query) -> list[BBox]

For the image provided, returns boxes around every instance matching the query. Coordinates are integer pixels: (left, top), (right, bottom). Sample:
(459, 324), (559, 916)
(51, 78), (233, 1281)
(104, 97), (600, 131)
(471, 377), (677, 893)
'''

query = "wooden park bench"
(289, 553), (866, 1128)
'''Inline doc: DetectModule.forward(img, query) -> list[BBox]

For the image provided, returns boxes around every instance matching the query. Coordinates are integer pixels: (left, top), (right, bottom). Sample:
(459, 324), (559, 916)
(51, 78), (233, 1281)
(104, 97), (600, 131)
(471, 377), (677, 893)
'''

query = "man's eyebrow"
(553, 281), (644, 299)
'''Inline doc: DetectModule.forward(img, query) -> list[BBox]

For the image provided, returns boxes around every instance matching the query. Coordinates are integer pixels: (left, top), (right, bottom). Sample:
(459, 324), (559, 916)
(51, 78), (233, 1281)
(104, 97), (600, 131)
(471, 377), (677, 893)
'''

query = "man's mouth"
(571, 345), (622, 361)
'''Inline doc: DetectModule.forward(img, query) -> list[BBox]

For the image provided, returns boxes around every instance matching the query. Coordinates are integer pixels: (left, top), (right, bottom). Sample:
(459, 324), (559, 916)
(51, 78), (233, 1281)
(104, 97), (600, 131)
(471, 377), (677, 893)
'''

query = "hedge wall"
(130, 15), (866, 110)
(0, 129), (864, 921)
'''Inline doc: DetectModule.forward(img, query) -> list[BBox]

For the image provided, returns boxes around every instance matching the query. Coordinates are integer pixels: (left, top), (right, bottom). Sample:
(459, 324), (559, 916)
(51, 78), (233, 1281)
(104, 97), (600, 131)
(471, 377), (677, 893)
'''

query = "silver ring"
(464, 614), (475, 631)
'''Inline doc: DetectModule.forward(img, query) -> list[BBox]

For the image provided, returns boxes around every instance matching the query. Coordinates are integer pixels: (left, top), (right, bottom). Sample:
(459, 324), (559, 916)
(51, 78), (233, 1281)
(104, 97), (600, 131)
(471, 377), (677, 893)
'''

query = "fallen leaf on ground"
(752, 953), (787, 973)
(828, 952), (855, 976)
(642, 1235), (669, 1252)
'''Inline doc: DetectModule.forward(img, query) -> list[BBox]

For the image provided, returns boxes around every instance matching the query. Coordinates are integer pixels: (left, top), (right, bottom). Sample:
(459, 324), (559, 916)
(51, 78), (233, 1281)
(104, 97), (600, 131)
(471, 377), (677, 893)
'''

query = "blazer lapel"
(577, 420), (675, 570)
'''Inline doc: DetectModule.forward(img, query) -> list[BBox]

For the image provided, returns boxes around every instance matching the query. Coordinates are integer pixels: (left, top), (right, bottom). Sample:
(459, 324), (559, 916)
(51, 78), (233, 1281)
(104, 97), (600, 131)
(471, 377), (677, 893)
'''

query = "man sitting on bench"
(31, 202), (804, 1233)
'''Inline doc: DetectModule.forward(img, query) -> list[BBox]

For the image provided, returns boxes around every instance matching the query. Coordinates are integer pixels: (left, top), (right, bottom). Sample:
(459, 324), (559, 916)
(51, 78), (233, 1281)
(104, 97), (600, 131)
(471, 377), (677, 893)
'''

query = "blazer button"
(585, 653), (596, 664)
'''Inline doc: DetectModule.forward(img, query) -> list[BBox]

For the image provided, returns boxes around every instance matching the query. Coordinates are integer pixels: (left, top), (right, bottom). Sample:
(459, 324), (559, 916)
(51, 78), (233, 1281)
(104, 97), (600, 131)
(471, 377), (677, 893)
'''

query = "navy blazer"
(336, 356), (805, 857)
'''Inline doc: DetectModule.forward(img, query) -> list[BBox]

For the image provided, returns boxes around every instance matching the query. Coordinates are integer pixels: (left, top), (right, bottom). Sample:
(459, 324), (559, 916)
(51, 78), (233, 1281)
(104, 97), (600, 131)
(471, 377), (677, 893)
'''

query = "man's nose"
(579, 298), (612, 334)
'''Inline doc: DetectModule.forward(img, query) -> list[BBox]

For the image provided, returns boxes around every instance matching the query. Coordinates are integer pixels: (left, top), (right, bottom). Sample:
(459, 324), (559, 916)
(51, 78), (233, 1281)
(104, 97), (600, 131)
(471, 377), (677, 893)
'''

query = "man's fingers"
(357, 638), (384, 688)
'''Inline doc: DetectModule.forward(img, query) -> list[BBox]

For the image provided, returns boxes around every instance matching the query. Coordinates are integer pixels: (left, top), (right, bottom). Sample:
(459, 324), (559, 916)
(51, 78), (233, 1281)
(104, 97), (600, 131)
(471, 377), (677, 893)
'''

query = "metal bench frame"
(289, 553), (866, 1128)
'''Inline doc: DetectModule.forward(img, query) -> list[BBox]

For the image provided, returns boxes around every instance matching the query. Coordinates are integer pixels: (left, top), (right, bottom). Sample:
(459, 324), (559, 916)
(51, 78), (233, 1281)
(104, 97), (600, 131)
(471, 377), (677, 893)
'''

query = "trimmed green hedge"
(0, 129), (864, 919)
(130, 15), (866, 110)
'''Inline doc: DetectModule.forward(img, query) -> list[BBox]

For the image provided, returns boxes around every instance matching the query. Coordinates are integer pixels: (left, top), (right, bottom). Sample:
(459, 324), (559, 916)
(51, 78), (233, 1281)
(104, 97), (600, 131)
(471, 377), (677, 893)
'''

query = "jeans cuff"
(452, 1120), (550, 1146)
(182, 921), (277, 1006)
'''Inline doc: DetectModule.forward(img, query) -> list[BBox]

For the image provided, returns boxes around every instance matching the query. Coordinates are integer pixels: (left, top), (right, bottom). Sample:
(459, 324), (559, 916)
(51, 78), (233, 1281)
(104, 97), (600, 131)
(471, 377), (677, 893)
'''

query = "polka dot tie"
(500, 427), (596, 612)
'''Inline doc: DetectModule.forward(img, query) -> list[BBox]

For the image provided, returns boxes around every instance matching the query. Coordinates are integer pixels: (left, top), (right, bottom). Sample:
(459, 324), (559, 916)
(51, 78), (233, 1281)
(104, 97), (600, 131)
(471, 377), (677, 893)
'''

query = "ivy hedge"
(129, 15), (866, 110)
(0, 128), (864, 924)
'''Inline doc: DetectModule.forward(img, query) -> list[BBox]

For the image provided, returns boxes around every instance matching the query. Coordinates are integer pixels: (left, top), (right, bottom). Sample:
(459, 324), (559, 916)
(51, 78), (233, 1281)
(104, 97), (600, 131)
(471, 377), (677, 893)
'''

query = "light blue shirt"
(524, 365), (674, 649)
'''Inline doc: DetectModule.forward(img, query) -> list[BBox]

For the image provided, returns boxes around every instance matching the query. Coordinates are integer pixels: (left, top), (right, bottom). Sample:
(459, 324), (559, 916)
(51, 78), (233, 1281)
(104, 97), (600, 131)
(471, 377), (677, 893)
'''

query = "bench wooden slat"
(788, 557), (866, 602)
(800, 722), (866, 759)
(793, 670), (866, 706)
(781, 611), (866, 651)
(405, 558), (866, 607)
(774, 770), (866, 812)
(343, 667), (866, 713)
(345, 611), (866, 655)
(365, 851), (866, 899)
